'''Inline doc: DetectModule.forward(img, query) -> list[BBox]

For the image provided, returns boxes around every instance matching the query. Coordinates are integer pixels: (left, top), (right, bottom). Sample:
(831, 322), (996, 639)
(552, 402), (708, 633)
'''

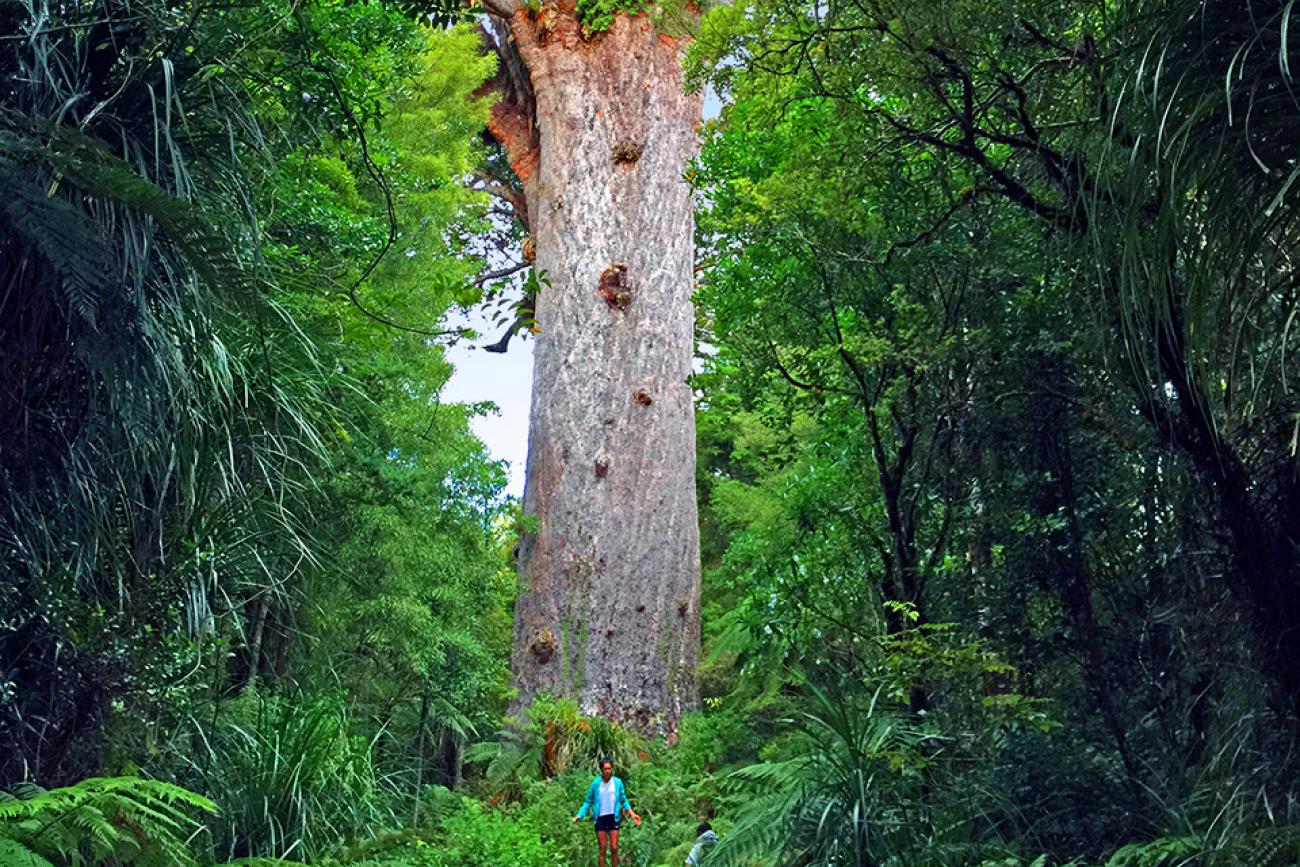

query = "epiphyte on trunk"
(530, 628), (558, 663)
(598, 262), (633, 310)
(612, 139), (643, 164)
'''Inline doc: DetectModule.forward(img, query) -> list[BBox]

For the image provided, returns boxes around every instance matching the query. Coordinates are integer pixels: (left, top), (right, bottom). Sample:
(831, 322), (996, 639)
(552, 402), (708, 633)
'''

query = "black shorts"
(595, 814), (619, 833)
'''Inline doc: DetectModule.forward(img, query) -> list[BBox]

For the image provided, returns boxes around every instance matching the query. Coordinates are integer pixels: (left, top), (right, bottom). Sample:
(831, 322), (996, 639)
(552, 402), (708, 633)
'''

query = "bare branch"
(474, 171), (530, 229)
(475, 260), (529, 286)
(479, 0), (519, 20)
(483, 314), (527, 353)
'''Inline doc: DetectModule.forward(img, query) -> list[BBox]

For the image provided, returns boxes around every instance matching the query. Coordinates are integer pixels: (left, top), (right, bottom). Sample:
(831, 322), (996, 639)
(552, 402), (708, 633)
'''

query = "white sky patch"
(440, 306), (534, 499)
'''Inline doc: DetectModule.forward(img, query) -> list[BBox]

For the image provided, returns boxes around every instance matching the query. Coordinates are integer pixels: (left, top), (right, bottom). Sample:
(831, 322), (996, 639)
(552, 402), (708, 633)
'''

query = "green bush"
(674, 710), (755, 777)
(337, 796), (562, 867)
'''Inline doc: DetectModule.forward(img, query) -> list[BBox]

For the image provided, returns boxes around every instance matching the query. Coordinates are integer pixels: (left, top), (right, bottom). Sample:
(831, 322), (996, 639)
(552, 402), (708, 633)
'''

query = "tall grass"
(183, 693), (393, 863)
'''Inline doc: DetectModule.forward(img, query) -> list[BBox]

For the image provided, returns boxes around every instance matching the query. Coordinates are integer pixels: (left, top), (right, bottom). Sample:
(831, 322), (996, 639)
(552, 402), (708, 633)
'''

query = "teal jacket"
(575, 776), (632, 825)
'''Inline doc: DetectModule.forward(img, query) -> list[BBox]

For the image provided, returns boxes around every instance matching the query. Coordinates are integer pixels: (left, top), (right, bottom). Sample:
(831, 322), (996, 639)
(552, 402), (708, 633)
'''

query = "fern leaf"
(0, 838), (56, 867)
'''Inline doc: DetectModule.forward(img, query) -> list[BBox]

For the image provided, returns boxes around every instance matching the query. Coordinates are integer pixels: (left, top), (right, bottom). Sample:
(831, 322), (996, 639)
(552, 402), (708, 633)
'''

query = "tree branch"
(474, 171), (529, 230)
(480, 0), (519, 20)
(475, 260), (528, 286)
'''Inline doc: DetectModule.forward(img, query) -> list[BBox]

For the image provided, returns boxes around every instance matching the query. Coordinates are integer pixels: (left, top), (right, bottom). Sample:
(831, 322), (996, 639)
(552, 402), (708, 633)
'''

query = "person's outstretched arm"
(573, 780), (595, 823)
(618, 779), (641, 825)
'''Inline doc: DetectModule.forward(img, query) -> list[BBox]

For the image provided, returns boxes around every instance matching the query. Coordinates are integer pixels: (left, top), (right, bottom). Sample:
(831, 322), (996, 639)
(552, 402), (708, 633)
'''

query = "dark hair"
(599, 756), (613, 770)
(696, 822), (712, 837)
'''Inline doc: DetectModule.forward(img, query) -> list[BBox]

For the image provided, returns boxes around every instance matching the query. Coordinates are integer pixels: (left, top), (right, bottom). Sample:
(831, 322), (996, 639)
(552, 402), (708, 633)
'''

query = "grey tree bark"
(482, 2), (702, 736)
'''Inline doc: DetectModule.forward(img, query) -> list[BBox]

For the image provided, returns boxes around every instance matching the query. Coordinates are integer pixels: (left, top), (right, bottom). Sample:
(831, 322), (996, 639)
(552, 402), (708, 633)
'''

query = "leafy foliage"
(685, 0), (1300, 862)
(574, 0), (650, 34)
(182, 693), (385, 862)
(0, 0), (507, 778)
(705, 688), (925, 867)
(469, 697), (645, 791)
(0, 777), (214, 867)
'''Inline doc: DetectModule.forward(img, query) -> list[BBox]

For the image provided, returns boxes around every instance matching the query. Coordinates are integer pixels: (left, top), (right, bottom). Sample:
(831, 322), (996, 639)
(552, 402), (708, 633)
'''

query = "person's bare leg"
(609, 828), (620, 867)
(597, 830), (608, 867)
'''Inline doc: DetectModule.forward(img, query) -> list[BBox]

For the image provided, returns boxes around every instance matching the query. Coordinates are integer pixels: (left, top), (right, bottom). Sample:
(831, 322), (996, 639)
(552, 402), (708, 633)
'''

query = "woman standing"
(573, 757), (642, 867)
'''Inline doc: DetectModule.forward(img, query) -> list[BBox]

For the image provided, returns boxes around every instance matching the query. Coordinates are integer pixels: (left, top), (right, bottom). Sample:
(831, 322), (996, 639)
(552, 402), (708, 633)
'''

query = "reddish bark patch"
(489, 101), (540, 183)
(633, 389), (653, 406)
(594, 458), (609, 478)
(535, 2), (561, 41)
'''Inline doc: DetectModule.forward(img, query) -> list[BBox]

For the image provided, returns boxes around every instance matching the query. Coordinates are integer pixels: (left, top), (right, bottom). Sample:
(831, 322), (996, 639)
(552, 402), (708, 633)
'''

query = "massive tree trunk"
(483, 1), (702, 736)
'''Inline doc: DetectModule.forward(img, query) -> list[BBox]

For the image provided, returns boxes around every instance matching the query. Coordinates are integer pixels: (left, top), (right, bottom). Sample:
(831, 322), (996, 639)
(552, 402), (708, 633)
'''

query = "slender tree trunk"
(238, 597), (268, 692)
(486, 5), (702, 736)
(1047, 419), (1141, 786)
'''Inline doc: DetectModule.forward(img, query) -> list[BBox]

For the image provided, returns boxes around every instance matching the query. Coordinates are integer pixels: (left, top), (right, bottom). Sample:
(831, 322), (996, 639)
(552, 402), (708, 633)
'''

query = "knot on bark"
(633, 388), (653, 406)
(611, 139), (643, 165)
(598, 263), (632, 310)
(594, 458), (610, 478)
(530, 628), (558, 663)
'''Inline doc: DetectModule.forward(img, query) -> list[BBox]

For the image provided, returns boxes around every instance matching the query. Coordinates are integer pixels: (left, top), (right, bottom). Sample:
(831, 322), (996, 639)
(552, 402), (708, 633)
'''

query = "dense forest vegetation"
(1, 0), (1298, 865)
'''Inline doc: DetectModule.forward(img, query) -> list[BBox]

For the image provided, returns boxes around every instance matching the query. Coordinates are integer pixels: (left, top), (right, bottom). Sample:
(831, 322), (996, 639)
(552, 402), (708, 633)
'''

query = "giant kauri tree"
(476, 0), (703, 734)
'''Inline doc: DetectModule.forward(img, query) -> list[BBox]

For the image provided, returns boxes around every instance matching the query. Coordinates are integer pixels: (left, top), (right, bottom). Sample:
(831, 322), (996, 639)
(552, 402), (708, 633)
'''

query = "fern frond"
(0, 838), (57, 867)
(0, 776), (213, 867)
(1106, 834), (1200, 867)
(1227, 824), (1300, 867)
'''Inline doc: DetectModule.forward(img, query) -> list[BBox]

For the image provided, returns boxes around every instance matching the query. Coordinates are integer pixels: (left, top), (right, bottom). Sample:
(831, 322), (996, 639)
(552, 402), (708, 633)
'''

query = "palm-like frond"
(1092, 0), (1300, 413)
(1082, 0), (1300, 721)
(706, 686), (926, 867)
(0, 776), (214, 867)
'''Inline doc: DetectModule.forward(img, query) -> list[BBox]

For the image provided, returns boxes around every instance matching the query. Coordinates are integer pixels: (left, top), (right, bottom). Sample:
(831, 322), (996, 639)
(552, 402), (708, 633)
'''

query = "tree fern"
(706, 686), (926, 867)
(1229, 825), (1300, 866)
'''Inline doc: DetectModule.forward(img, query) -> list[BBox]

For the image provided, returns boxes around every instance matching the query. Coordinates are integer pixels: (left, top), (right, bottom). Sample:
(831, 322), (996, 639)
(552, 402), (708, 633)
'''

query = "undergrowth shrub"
(466, 696), (644, 792)
(446, 698), (719, 867)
